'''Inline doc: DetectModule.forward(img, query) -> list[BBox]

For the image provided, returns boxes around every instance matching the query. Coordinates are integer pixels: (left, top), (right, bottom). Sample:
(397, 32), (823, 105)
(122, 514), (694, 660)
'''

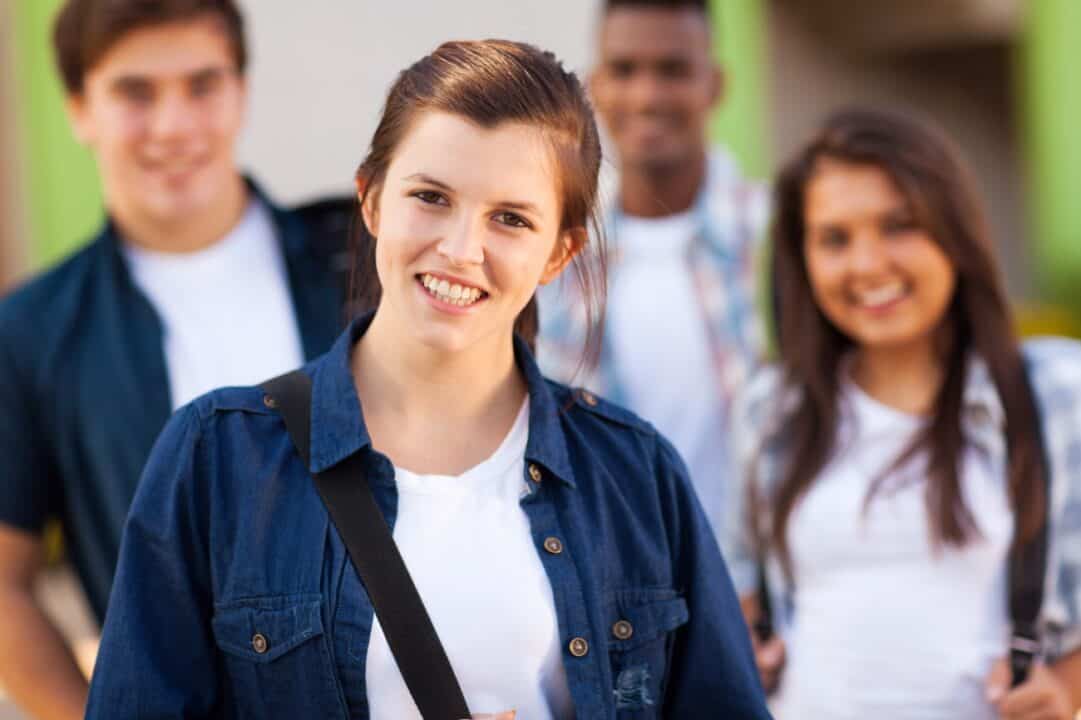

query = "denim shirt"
(725, 338), (1081, 662)
(0, 180), (348, 621)
(87, 315), (771, 719)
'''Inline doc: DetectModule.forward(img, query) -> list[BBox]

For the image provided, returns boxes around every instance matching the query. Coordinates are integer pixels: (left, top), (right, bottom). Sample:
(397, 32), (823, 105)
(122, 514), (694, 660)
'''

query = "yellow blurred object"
(1014, 302), (1081, 339)
(43, 519), (64, 566)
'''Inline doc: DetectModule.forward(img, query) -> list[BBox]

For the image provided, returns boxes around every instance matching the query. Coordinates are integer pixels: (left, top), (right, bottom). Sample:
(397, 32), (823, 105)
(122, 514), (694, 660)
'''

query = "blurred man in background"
(0, 1), (349, 717)
(539, 0), (768, 539)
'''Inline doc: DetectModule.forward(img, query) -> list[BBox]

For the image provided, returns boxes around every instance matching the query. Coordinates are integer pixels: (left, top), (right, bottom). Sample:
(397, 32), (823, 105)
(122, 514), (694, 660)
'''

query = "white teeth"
(859, 284), (906, 307)
(419, 274), (484, 307)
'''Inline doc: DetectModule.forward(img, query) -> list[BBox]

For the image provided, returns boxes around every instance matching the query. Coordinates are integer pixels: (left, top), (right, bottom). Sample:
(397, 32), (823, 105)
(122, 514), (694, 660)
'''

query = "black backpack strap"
(261, 371), (471, 720)
(1007, 384), (1052, 688)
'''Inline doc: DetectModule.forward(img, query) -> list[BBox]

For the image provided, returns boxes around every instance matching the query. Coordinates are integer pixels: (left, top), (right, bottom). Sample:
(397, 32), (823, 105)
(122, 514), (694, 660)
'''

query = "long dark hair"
(349, 39), (606, 358)
(764, 108), (1046, 577)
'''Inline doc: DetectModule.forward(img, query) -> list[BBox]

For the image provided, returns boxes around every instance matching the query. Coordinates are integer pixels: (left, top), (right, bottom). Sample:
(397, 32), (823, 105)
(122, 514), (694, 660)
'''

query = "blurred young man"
(540, 0), (768, 538)
(0, 2), (349, 717)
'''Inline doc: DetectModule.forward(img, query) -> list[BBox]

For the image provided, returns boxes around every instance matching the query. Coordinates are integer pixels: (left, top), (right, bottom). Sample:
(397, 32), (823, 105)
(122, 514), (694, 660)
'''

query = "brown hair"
(351, 39), (606, 357)
(53, 0), (247, 95)
(764, 108), (1046, 576)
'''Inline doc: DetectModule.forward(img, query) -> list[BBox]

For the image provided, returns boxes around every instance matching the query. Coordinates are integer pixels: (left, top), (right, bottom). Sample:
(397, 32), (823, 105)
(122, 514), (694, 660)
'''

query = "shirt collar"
(604, 146), (756, 257)
(100, 176), (280, 257)
(308, 312), (576, 488)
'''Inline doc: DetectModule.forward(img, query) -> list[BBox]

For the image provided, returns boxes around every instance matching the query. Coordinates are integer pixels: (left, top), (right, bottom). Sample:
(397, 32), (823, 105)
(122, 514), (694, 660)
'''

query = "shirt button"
(543, 537), (564, 554)
(612, 620), (634, 640)
(251, 633), (269, 654)
(263, 395), (278, 409)
(581, 390), (598, 407)
(528, 464), (543, 483)
(568, 637), (589, 657)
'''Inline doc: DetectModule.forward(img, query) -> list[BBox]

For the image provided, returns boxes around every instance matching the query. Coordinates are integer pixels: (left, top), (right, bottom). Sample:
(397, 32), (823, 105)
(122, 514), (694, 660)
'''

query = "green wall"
(13, 0), (102, 270)
(1020, 0), (1081, 311)
(709, 0), (769, 179)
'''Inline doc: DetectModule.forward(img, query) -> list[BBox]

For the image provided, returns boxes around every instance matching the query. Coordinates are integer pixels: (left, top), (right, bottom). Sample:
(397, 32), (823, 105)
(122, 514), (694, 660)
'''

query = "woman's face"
(361, 111), (579, 356)
(802, 158), (956, 355)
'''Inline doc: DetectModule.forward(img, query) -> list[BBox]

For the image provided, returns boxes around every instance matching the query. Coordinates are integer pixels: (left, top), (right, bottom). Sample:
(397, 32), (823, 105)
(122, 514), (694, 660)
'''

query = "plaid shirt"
(725, 337), (1081, 661)
(538, 148), (769, 403)
(536, 149), (769, 537)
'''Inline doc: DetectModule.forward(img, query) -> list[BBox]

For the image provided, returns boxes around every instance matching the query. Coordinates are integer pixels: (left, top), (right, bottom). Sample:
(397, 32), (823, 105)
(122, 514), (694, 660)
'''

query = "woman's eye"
(493, 211), (530, 229)
(818, 228), (847, 249)
(413, 191), (447, 205)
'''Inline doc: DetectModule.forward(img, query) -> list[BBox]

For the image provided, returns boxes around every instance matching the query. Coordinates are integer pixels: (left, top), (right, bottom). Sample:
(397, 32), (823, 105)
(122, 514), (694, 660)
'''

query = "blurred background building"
(0, 0), (1079, 713)
(4, 1), (1081, 332)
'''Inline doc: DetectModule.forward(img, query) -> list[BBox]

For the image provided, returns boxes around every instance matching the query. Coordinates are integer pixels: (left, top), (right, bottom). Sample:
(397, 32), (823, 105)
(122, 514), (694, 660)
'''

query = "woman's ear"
(539, 227), (586, 285)
(356, 175), (379, 236)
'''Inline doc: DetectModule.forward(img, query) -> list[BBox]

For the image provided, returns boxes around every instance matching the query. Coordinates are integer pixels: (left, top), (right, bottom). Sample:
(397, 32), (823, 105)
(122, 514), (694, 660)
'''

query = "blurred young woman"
(85, 40), (770, 719)
(726, 109), (1081, 720)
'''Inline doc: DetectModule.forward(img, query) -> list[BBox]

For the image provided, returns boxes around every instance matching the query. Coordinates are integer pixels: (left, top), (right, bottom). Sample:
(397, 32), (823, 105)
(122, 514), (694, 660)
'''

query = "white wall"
(236, 1), (601, 204)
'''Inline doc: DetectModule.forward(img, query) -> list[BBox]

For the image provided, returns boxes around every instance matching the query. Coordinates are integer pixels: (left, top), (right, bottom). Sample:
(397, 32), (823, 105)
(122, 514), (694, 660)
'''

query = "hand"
(752, 633), (785, 695)
(986, 658), (1073, 720)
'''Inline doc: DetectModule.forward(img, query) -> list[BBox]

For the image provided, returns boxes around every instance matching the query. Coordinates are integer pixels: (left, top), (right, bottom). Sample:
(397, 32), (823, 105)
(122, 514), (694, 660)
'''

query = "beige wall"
(767, 0), (1030, 297)
(234, 1), (601, 205)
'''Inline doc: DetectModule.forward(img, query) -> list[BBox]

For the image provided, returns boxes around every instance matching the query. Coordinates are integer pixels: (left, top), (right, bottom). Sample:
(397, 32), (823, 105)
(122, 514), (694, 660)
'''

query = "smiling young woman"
(725, 109), (1081, 720)
(85, 40), (771, 719)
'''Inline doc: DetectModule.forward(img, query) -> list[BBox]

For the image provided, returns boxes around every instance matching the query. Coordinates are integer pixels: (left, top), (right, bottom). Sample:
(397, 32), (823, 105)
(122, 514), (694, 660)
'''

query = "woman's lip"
(855, 291), (909, 314)
(419, 271), (487, 294)
(415, 275), (487, 315)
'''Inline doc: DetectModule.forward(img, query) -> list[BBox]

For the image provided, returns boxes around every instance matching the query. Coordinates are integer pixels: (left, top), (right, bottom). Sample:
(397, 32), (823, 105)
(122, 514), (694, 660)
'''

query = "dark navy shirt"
(86, 315), (771, 719)
(0, 184), (349, 621)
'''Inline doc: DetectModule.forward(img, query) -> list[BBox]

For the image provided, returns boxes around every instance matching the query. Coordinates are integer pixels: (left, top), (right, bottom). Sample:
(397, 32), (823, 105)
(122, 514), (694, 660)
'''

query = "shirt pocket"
(605, 588), (690, 719)
(212, 594), (342, 718)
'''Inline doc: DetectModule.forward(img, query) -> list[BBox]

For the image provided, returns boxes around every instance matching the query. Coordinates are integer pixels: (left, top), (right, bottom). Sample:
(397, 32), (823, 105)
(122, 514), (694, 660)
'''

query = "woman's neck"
(352, 308), (528, 475)
(850, 341), (945, 416)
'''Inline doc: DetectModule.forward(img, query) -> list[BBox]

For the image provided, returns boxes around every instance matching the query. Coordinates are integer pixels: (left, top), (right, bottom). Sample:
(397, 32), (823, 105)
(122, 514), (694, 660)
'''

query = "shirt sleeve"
(654, 433), (772, 718)
(0, 335), (59, 533)
(1043, 357), (1081, 662)
(722, 378), (768, 599)
(86, 404), (222, 718)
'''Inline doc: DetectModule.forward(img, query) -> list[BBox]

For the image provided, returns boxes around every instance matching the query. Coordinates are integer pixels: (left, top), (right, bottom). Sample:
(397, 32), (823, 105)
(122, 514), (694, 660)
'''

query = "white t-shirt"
(366, 398), (574, 719)
(774, 378), (1013, 720)
(608, 210), (728, 530)
(124, 199), (305, 409)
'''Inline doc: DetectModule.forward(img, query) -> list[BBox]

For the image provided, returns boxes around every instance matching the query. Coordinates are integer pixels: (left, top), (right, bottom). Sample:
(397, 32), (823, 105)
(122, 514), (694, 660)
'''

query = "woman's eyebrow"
(403, 173), (452, 190)
(498, 199), (540, 215)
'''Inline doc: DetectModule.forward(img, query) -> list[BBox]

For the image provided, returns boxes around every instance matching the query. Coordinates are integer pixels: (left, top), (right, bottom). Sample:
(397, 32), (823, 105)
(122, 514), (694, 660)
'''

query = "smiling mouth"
(855, 283), (909, 309)
(419, 273), (488, 307)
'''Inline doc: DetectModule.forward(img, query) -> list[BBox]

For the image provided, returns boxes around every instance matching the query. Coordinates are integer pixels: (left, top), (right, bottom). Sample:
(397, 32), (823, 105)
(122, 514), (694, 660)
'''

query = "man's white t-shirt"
(774, 377), (1013, 720)
(608, 210), (728, 527)
(124, 199), (305, 409)
(365, 399), (574, 719)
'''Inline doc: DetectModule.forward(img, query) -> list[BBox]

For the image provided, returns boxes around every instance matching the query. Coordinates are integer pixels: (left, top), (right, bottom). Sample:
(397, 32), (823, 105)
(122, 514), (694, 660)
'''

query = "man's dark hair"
(53, 0), (247, 94)
(604, 0), (709, 13)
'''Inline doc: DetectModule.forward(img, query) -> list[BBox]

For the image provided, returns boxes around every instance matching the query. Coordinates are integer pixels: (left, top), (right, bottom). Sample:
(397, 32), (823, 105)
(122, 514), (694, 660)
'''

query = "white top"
(365, 399), (574, 719)
(124, 199), (305, 409)
(774, 377), (1013, 720)
(608, 209), (728, 531)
